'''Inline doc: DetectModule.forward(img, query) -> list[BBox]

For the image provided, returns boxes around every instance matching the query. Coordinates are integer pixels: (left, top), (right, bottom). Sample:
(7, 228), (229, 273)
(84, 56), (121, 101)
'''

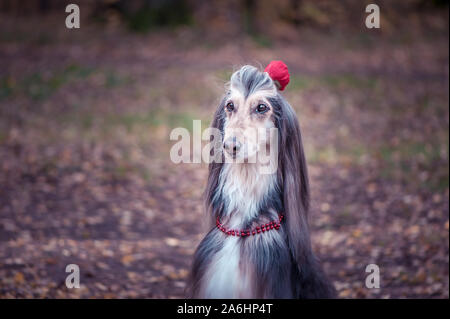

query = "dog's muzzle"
(223, 137), (241, 157)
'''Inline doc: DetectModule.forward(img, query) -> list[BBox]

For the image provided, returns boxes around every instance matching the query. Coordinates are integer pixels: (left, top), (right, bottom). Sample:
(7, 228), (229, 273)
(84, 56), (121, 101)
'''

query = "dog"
(188, 62), (336, 298)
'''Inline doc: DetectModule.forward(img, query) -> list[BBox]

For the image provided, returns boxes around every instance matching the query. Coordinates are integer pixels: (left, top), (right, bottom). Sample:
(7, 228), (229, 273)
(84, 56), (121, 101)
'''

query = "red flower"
(264, 60), (290, 91)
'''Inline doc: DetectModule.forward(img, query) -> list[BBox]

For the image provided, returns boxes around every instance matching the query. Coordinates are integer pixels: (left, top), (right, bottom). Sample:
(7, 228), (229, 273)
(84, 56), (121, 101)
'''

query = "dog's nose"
(223, 137), (241, 156)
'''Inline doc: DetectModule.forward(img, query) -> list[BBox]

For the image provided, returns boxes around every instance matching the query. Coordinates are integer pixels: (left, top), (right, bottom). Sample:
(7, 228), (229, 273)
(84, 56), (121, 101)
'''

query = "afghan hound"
(187, 62), (336, 298)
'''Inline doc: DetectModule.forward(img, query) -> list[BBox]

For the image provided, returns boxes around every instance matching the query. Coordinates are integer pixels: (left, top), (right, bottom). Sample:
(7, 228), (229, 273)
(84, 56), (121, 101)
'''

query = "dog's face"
(222, 87), (277, 161)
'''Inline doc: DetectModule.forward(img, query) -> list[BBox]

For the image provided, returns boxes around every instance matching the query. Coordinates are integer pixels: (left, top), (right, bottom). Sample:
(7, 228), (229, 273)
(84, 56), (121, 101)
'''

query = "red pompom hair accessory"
(264, 60), (290, 91)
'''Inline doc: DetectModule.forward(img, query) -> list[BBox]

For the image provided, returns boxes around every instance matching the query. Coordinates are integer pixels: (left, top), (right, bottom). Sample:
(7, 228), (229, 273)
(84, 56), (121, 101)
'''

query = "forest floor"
(0, 15), (448, 298)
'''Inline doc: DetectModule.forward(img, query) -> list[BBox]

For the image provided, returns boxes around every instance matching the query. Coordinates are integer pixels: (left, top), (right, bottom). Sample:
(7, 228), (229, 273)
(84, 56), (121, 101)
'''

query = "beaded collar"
(216, 214), (284, 237)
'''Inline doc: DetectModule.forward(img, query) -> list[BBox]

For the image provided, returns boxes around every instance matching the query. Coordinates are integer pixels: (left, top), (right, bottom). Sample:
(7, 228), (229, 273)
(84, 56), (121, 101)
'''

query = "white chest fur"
(201, 236), (252, 298)
(200, 163), (278, 298)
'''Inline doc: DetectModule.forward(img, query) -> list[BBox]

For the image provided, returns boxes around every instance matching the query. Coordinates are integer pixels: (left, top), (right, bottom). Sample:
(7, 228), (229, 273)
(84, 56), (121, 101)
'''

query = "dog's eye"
(226, 102), (234, 112)
(256, 104), (269, 114)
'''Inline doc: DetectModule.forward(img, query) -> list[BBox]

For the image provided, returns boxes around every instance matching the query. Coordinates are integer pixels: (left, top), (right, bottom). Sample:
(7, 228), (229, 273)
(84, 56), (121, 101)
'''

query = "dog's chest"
(201, 236), (252, 298)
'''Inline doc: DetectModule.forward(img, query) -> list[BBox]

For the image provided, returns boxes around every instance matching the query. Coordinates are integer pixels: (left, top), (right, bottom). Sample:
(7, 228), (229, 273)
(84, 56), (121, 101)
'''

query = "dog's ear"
(275, 96), (312, 265)
(204, 97), (226, 226)
(276, 96), (336, 298)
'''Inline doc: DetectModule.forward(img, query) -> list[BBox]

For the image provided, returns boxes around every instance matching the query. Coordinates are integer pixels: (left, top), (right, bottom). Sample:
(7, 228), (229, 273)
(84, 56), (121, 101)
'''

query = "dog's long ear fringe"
(187, 97), (226, 298)
(277, 96), (336, 298)
(204, 96), (227, 227)
(277, 96), (312, 264)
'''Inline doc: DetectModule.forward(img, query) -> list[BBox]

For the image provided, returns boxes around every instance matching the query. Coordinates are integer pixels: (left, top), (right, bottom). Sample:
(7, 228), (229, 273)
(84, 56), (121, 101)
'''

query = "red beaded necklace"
(216, 214), (284, 237)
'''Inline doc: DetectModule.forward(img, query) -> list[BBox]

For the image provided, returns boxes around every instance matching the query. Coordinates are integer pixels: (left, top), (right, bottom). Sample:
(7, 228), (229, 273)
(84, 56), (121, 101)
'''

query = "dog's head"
(221, 65), (278, 162)
(208, 63), (309, 216)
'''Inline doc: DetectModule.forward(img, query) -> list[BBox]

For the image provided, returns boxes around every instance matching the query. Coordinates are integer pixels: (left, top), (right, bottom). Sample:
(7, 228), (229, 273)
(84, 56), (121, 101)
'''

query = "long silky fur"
(187, 65), (336, 299)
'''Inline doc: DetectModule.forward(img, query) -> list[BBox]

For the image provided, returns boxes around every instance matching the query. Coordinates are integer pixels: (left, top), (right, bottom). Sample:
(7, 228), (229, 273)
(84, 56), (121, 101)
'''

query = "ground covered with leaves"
(0, 14), (448, 298)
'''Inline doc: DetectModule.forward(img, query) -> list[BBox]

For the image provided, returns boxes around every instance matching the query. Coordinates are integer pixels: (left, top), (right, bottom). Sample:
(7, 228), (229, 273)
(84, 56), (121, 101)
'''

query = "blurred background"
(0, 0), (448, 298)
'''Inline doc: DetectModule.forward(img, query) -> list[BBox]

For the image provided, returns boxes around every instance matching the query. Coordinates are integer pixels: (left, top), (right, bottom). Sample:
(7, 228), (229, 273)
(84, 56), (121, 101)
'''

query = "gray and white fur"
(187, 65), (336, 299)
